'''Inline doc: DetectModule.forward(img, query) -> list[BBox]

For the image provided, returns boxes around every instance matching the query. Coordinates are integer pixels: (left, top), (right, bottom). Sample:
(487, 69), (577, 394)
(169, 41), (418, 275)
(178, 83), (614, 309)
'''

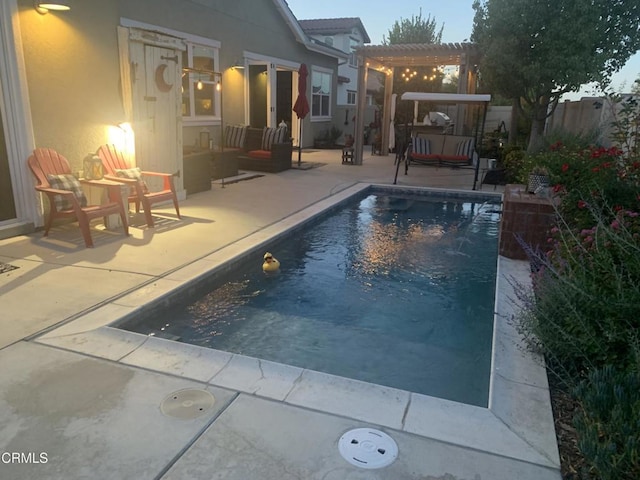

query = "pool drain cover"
(338, 428), (398, 469)
(160, 388), (215, 419)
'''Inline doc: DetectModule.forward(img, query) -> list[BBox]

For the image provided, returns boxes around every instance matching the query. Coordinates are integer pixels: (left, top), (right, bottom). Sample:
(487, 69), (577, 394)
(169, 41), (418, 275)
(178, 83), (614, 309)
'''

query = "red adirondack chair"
(28, 148), (129, 248)
(97, 144), (180, 228)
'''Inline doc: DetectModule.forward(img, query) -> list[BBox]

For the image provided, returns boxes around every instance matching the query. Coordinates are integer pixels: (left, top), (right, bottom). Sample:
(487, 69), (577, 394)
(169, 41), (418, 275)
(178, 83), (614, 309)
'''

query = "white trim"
(401, 92), (492, 104)
(120, 18), (221, 49)
(242, 51), (300, 127)
(310, 66), (333, 119)
(0, 0), (40, 230)
(243, 51), (299, 71)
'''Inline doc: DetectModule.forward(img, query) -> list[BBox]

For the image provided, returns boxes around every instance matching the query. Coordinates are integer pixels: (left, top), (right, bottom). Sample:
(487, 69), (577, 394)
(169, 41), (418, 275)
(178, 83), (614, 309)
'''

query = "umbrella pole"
(298, 120), (303, 166)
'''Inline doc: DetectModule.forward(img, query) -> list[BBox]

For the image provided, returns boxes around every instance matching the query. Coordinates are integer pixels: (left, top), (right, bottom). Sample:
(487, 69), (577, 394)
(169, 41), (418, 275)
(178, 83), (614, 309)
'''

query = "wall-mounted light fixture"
(232, 59), (245, 70)
(35, 1), (71, 14)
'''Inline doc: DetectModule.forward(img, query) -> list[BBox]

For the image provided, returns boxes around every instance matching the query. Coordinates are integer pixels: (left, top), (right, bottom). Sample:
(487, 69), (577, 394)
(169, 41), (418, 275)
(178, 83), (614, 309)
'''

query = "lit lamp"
(35, 1), (71, 14)
(83, 154), (104, 180)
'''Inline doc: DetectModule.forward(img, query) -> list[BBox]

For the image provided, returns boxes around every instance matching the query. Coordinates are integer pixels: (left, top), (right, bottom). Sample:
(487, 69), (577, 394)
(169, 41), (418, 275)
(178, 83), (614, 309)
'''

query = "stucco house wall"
(1, 0), (341, 236)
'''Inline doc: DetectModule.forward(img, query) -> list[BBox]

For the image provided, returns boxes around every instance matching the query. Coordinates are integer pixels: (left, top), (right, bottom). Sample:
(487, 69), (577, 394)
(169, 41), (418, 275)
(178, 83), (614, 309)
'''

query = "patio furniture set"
(27, 125), (294, 248)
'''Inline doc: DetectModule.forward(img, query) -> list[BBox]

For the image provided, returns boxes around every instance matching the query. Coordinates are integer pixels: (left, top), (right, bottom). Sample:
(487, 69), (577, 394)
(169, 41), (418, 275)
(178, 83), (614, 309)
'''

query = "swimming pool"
(120, 188), (500, 407)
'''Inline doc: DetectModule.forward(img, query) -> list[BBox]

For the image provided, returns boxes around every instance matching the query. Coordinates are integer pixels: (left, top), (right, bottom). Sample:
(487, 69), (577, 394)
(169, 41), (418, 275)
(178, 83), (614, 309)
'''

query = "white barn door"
(127, 30), (184, 196)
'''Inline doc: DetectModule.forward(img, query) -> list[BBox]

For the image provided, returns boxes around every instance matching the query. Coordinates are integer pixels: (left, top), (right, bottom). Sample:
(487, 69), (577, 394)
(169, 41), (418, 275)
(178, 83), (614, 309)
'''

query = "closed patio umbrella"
(292, 63), (310, 166)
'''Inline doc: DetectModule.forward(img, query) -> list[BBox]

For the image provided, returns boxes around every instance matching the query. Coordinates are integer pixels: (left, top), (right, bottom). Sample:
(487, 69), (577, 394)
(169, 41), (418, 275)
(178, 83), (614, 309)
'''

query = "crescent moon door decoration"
(155, 63), (173, 92)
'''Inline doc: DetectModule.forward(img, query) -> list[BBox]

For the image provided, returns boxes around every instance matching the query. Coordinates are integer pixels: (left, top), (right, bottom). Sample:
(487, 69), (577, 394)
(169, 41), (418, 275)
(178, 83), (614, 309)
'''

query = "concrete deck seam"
(152, 391), (241, 480)
(206, 352), (235, 383)
(232, 393), (559, 473)
(23, 274), (166, 342)
(116, 333), (153, 362)
(400, 394), (412, 429)
(494, 369), (550, 390)
(488, 409), (560, 468)
(281, 369), (305, 402)
(28, 339), (244, 397)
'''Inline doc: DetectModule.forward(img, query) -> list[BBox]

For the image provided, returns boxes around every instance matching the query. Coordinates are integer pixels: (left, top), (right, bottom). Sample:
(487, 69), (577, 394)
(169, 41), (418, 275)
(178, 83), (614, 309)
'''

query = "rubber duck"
(262, 252), (280, 272)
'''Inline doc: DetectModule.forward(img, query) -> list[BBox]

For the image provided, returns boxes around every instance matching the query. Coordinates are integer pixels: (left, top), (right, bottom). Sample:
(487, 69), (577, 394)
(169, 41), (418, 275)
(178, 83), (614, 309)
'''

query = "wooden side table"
(80, 178), (128, 230)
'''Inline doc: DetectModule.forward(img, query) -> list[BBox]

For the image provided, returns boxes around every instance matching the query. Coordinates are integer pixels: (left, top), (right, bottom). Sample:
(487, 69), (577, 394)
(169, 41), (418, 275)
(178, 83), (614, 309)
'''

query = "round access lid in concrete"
(338, 428), (398, 469)
(160, 388), (215, 419)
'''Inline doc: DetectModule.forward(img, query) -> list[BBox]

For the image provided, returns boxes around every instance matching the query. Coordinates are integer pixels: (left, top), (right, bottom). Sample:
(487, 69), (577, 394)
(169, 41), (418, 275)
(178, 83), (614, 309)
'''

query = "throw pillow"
(412, 137), (431, 155)
(261, 126), (287, 150)
(115, 167), (149, 193)
(455, 138), (474, 158)
(224, 125), (247, 149)
(46, 173), (88, 211)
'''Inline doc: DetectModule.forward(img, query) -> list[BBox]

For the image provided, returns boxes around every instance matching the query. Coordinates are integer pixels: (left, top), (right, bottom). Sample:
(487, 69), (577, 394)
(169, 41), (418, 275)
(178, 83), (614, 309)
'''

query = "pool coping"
(33, 183), (560, 472)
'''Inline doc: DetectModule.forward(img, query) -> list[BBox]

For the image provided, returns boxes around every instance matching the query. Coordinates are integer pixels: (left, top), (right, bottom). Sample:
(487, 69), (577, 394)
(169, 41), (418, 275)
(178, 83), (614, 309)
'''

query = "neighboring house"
(298, 18), (371, 107)
(0, 0), (346, 240)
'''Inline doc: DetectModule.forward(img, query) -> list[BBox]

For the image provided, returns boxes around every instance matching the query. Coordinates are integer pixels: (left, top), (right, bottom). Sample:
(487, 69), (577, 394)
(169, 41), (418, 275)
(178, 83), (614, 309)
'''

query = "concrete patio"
(0, 150), (561, 479)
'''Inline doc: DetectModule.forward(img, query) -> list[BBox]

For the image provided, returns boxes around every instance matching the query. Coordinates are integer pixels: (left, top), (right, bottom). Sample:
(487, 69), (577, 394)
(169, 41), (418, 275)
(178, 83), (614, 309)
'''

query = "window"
(348, 38), (359, 67)
(311, 69), (332, 118)
(347, 90), (356, 105)
(182, 43), (220, 123)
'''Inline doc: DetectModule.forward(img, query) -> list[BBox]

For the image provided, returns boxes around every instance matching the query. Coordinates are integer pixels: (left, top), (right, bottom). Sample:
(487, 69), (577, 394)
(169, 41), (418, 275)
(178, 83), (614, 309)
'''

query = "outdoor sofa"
(224, 125), (292, 173)
(404, 133), (479, 174)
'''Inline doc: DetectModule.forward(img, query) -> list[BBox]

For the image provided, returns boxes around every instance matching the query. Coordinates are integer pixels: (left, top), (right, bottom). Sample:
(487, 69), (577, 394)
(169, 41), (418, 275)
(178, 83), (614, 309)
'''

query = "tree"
(382, 9), (443, 45)
(633, 75), (640, 96)
(472, 0), (640, 152)
(383, 9), (446, 111)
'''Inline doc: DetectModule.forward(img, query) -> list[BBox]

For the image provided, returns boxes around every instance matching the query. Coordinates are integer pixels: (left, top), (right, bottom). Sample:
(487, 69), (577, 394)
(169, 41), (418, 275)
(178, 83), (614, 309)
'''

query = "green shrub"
(501, 144), (527, 182)
(512, 88), (640, 477)
(573, 366), (640, 480)
(518, 205), (640, 378)
(542, 126), (602, 152)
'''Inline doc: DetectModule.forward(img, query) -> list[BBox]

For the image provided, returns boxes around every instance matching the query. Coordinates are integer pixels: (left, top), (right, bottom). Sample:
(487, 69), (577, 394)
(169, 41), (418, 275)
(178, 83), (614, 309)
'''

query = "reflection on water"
(123, 193), (501, 407)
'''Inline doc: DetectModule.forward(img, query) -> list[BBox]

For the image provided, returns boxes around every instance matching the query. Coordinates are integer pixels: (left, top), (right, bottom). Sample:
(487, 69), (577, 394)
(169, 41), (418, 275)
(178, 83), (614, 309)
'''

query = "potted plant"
(527, 165), (550, 193)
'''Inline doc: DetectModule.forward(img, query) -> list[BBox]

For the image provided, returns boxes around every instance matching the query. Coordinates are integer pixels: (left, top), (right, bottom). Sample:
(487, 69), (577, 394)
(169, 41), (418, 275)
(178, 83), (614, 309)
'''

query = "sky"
(286, 0), (640, 100)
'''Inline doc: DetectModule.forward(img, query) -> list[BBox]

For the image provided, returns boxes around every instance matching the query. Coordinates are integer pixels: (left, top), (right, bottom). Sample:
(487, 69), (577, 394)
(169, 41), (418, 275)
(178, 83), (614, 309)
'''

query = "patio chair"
(28, 147), (129, 248)
(97, 144), (180, 227)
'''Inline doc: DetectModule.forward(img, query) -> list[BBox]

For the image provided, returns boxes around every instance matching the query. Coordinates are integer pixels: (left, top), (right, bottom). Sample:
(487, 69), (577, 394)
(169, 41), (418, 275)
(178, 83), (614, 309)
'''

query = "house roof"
(271, 0), (348, 59)
(298, 18), (371, 43)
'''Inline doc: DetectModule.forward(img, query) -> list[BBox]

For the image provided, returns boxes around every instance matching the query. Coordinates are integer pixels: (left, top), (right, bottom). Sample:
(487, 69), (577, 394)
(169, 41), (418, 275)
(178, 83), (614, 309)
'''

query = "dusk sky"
(286, 0), (640, 99)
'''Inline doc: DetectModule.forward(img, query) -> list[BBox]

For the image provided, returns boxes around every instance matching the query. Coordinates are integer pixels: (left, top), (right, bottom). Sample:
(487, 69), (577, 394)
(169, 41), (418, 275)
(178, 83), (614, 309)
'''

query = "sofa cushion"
(411, 153), (440, 162)
(46, 173), (88, 211)
(261, 126), (287, 150)
(440, 155), (471, 164)
(247, 150), (272, 160)
(224, 125), (247, 149)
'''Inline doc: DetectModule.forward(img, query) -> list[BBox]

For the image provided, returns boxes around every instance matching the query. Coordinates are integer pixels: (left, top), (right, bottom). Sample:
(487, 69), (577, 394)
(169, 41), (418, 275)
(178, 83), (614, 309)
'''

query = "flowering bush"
(513, 102), (640, 478)
(528, 142), (640, 230)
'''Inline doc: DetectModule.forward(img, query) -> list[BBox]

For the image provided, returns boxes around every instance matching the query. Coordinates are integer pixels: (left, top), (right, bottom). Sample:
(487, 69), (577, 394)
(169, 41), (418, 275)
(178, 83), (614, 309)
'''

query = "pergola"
(352, 42), (482, 164)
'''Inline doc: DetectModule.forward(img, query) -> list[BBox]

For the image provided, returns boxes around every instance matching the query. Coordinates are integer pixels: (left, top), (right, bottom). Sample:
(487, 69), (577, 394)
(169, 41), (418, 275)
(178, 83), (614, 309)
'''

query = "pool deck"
(0, 151), (561, 479)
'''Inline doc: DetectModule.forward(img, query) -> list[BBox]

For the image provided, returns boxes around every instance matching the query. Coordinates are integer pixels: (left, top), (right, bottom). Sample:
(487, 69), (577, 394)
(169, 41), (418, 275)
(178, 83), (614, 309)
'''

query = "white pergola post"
(354, 54), (368, 165)
(380, 70), (393, 155)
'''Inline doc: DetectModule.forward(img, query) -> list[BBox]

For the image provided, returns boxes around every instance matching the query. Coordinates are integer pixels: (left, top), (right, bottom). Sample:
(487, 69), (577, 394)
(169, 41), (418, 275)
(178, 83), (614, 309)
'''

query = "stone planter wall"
(499, 184), (558, 260)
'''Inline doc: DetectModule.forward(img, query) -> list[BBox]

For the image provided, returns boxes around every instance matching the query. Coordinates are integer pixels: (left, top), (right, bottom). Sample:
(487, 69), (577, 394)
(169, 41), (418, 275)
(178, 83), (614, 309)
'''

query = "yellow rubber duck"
(262, 252), (280, 272)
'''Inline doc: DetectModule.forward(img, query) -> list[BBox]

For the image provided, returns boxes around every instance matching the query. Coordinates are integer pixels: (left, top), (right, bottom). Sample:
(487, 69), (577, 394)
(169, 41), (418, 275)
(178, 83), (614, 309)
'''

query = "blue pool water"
(122, 191), (500, 406)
